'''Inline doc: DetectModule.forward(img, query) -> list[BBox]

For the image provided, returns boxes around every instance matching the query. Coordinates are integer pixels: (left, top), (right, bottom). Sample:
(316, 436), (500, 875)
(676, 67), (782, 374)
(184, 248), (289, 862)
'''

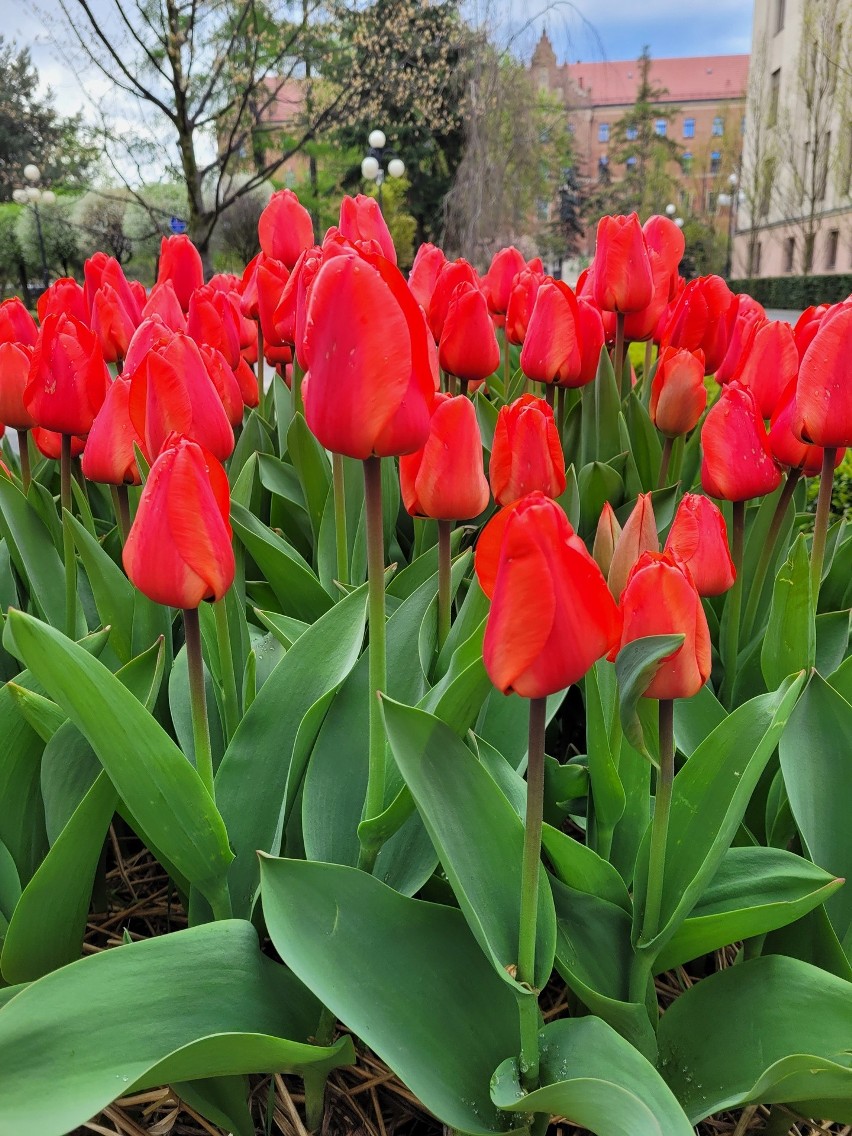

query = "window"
(774, 0), (785, 34)
(655, 119), (667, 137)
(826, 229), (840, 269)
(626, 125), (638, 140)
(712, 116), (724, 136)
(681, 150), (693, 170)
(598, 122), (610, 142)
(683, 117), (695, 139)
(626, 156), (637, 171)
(598, 155), (610, 180)
(784, 237), (796, 272)
(769, 69), (781, 126)
(710, 150), (722, 175)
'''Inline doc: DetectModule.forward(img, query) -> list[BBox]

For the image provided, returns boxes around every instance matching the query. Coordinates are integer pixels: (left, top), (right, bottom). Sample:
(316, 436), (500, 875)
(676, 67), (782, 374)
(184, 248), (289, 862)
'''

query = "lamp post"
(718, 171), (740, 280)
(12, 164), (55, 292)
(361, 129), (405, 212)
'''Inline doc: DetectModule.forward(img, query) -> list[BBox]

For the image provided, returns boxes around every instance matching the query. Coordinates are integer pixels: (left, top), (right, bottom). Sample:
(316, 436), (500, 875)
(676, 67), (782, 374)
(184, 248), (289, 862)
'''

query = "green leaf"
(287, 413), (331, 547)
(0, 675), (48, 884)
(7, 610), (233, 912)
(229, 409), (274, 485)
(585, 660), (626, 857)
(761, 534), (815, 689)
(381, 696), (556, 991)
(614, 635), (685, 759)
(0, 920), (355, 1136)
(658, 956), (852, 1123)
(780, 672), (852, 945)
(5, 683), (66, 741)
(259, 857), (523, 1134)
(624, 393), (663, 492)
(654, 845), (843, 973)
(0, 836), (21, 928)
(541, 824), (630, 912)
(214, 584), (367, 917)
(491, 1017), (693, 1135)
(674, 683), (726, 758)
(68, 512), (135, 664)
(577, 461), (624, 537)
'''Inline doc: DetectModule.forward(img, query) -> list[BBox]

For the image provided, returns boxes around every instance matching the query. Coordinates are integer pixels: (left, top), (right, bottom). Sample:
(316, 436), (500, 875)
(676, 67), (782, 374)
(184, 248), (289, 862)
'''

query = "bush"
(729, 274), (852, 308)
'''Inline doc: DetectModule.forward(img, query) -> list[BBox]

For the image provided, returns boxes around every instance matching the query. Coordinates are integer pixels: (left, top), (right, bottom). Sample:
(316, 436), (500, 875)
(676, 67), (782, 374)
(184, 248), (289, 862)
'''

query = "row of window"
(597, 116), (726, 143)
(598, 151), (723, 174)
(751, 228), (842, 276)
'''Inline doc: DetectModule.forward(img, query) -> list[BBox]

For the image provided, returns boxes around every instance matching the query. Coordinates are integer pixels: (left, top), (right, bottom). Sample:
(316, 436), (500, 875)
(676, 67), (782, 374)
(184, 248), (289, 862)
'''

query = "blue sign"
(169, 216), (188, 234)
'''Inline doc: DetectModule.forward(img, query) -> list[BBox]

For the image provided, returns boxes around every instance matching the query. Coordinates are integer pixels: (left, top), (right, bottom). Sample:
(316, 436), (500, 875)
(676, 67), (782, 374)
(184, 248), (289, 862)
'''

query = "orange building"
(530, 33), (750, 259)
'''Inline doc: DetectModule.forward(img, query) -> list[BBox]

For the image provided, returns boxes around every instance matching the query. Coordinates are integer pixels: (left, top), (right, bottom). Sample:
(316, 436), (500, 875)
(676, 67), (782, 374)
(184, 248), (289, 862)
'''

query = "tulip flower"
(253, 255), (292, 365)
(257, 188), (315, 269)
(92, 282), (141, 365)
(520, 281), (585, 390)
(200, 345), (245, 427)
(641, 215), (684, 299)
(400, 394), (489, 522)
(665, 493), (735, 596)
(0, 342), (36, 432)
(607, 492), (660, 600)
(37, 278), (89, 325)
(701, 381), (781, 502)
(408, 243), (447, 312)
(715, 294), (765, 383)
(489, 394), (565, 506)
(141, 281), (188, 331)
(770, 379), (844, 477)
(0, 297), (38, 347)
(338, 194), (396, 264)
(792, 304), (830, 361)
(438, 282), (500, 386)
(155, 235), (204, 312)
(660, 275), (737, 375)
(187, 285), (241, 369)
(81, 374), (143, 535)
(25, 313), (110, 438)
(592, 214), (654, 314)
(505, 266), (544, 346)
(427, 259), (480, 342)
(482, 246), (527, 316)
(32, 427), (85, 460)
(649, 347), (707, 473)
(592, 501), (622, 579)
(730, 319), (798, 420)
(575, 299), (606, 386)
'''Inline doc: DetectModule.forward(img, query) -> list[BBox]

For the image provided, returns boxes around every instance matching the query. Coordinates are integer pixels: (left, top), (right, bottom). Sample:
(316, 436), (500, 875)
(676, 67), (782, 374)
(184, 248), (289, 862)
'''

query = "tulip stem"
(256, 321), (265, 402)
(332, 452), (349, 586)
(657, 437), (674, 489)
(517, 696), (546, 1092)
(810, 447), (837, 602)
(643, 339), (654, 389)
(358, 456), (387, 874)
(60, 434), (77, 640)
(437, 520), (452, 653)
(720, 500), (746, 707)
(741, 469), (801, 641)
(214, 596), (241, 743)
(556, 386), (566, 440)
(292, 358), (304, 416)
(502, 333), (511, 395)
(543, 383), (555, 409)
(184, 606), (215, 800)
(614, 312), (626, 399)
(111, 485), (132, 545)
(641, 699), (675, 946)
(16, 431), (30, 493)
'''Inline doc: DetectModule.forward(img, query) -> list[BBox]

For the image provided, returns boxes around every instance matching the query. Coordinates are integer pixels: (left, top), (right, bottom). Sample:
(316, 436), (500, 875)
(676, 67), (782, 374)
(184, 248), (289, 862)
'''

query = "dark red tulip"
(155, 235), (204, 312)
(400, 394), (489, 520)
(770, 378), (846, 476)
(592, 213), (654, 314)
(25, 313), (110, 436)
(792, 304), (830, 361)
(92, 282), (141, 364)
(81, 376), (143, 486)
(642, 215), (685, 299)
(665, 493), (736, 596)
(438, 283), (500, 383)
(427, 259), (480, 341)
(257, 189), (315, 269)
(701, 380), (781, 501)
(715, 294), (765, 383)
(187, 285), (241, 369)
(489, 394), (565, 505)
(576, 299), (607, 385)
(200, 345), (245, 427)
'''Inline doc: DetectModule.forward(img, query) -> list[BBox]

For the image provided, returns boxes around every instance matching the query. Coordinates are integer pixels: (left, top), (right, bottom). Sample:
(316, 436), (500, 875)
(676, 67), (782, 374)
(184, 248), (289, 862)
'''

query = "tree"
(72, 189), (135, 264)
(737, 31), (778, 276)
(15, 196), (82, 279)
(0, 37), (98, 202)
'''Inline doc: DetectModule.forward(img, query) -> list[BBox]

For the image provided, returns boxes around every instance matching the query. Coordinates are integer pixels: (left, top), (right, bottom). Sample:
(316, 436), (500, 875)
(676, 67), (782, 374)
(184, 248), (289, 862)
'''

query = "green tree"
(15, 195), (82, 279)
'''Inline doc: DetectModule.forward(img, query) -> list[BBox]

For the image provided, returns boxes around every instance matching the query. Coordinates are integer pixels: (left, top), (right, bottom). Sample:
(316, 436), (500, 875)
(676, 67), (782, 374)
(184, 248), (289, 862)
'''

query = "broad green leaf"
(761, 535), (815, 689)
(68, 512), (135, 664)
(256, 452), (307, 511)
(476, 689), (567, 773)
(541, 824), (630, 912)
(659, 955), (852, 1123)
(0, 675), (48, 884)
(0, 920), (354, 1136)
(577, 461), (624, 537)
(382, 696), (557, 991)
(229, 409), (274, 485)
(654, 845), (843, 973)
(780, 672), (852, 944)
(614, 635), (684, 759)
(6, 683), (66, 741)
(215, 584), (367, 917)
(674, 683), (726, 758)
(260, 857), (523, 1134)
(0, 837), (21, 928)
(252, 608), (308, 647)
(491, 1017), (693, 1135)
(7, 610), (233, 914)
(168, 644), (226, 771)
(286, 413), (331, 546)
(624, 393), (663, 492)
(585, 660), (626, 857)
(816, 609), (851, 676)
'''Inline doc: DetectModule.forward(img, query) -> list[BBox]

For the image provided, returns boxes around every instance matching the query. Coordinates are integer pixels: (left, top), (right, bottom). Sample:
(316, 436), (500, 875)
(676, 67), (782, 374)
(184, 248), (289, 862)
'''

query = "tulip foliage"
(1, 207), (852, 1136)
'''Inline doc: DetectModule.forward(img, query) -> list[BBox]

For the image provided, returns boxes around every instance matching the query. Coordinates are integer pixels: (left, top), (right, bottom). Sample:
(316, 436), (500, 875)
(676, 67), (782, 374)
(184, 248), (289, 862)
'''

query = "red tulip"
(769, 379), (845, 476)
(83, 251), (111, 311)
(730, 319), (798, 420)
(701, 380), (781, 501)
(792, 304), (852, 448)
(482, 247), (527, 315)
(400, 394), (489, 520)
(142, 281), (188, 332)
(80, 377), (143, 486)
(715, 294), (765, 383)
(32, 428), (85, 460)
(302, 247), (434, 459)
(478, 492), (621, 698)
(577, 265), (616, 344)
(85, 256), (142, 324)
(592, 501), (622, 579)
(616, 551), (711, 700)
(200, 345), (245, 427)
(575, 299), (606, 385)
(438, 283), (500, 383)
(520, 281), (586, 388)
(92, 282), (141, 364)
(0, 298), (38, 347)
(607, 492), (659, 600)
(187, 285), (241, 369)
(649, 346), (707, 437)
(427, 259), (480, 341)
(665, 493), (736, 596)
(257, 189), (315, 269)
(0, 342), (36, 430)
(252, 256), (292, 364)
(661, 275), (737, 374)
(505, 266), (544, 346)
(338, 194), (396, 265)
(408, 243), (447, 312)
(25, 313), (110, 436)
(792, 304), (830, 361)
(127, 331), (234, 462)
(123, 436), (234, 609)
(592, 214), (654, 314)
(489, 394), (565, 506)
(37, 278), (88, 326)
(642, 215), (685, 299)
(155, 235), (204, 312)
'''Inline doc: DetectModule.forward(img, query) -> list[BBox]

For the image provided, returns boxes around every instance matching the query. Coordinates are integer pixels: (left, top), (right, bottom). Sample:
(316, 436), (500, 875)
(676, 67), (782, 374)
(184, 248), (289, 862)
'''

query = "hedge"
(729, 274), (852, 308)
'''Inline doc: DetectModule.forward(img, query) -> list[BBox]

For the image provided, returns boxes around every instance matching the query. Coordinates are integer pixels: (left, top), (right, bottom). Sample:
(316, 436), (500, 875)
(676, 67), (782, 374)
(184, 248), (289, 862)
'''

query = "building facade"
(733, 0), (852, 278)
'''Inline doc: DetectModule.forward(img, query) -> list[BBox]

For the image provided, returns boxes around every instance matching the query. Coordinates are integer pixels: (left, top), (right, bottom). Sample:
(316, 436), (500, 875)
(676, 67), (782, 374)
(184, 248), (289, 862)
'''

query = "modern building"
(733, 0), (852, 278)
(529, 33), (749, 261)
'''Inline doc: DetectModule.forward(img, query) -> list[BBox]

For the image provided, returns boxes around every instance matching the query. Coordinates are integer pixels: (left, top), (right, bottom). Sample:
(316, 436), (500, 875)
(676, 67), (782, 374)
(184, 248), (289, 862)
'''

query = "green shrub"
(729, 274), (852, 308)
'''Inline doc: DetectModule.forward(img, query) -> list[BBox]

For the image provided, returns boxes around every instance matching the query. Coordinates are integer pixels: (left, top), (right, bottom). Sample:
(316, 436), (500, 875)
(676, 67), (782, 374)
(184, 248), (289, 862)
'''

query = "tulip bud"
(92, 282), (141, 364)
(592, 501), (622, 579)
(607, 492), (660, 600)
(792, 304), (852, 448)
(649, 346), (707, 437)
(701, 380), (781, 501)
(257, 189), (315, 269)
(660, 275), (737, 374)
(123, 436), (235, 609)
(520, 280), (585, 387)
(400, 394), (489, 520)
(665, 493), (736, 596)
(792, 304), (830, 361)
(438, 282), (500, 383)
(25, 313), (110, 436)
(505, 266), (544, 346)
(37, 278), (89, 326)
(0, 298), (38, 347)
(0, 342), (36, 430)
(592, 213), (654, 314)
(730, 319), (798, 420)
(478, 492), (621, 698)
(339, 194), (396, 265)
(427, 259), (480, 341)
(408, 243), (447, 312)
(81, 377), (143, 486)
(187, 285), (241, 369)
(616, 551), (712, 700)
(155, 235), (204, 312)
(489, 394), (566, 506)
(642, 215), (684, 299)
(254, 256), (292, 363)
(482, 247), (527, 315)
(715, 294), (765, 383)
(200, 345), (245, 427)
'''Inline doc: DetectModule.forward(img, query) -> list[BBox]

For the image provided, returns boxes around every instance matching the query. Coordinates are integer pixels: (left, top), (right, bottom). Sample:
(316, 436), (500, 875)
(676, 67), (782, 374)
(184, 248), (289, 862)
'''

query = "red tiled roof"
(563, 55), (749, 107)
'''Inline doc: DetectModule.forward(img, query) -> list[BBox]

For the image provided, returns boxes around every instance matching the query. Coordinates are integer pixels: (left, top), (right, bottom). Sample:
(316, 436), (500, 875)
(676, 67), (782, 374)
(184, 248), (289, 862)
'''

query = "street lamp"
(722, 171), (740, 279)
(12, 164), (54, 291)
(665, 202), (677, 217)
(361, 129), (405, 212)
